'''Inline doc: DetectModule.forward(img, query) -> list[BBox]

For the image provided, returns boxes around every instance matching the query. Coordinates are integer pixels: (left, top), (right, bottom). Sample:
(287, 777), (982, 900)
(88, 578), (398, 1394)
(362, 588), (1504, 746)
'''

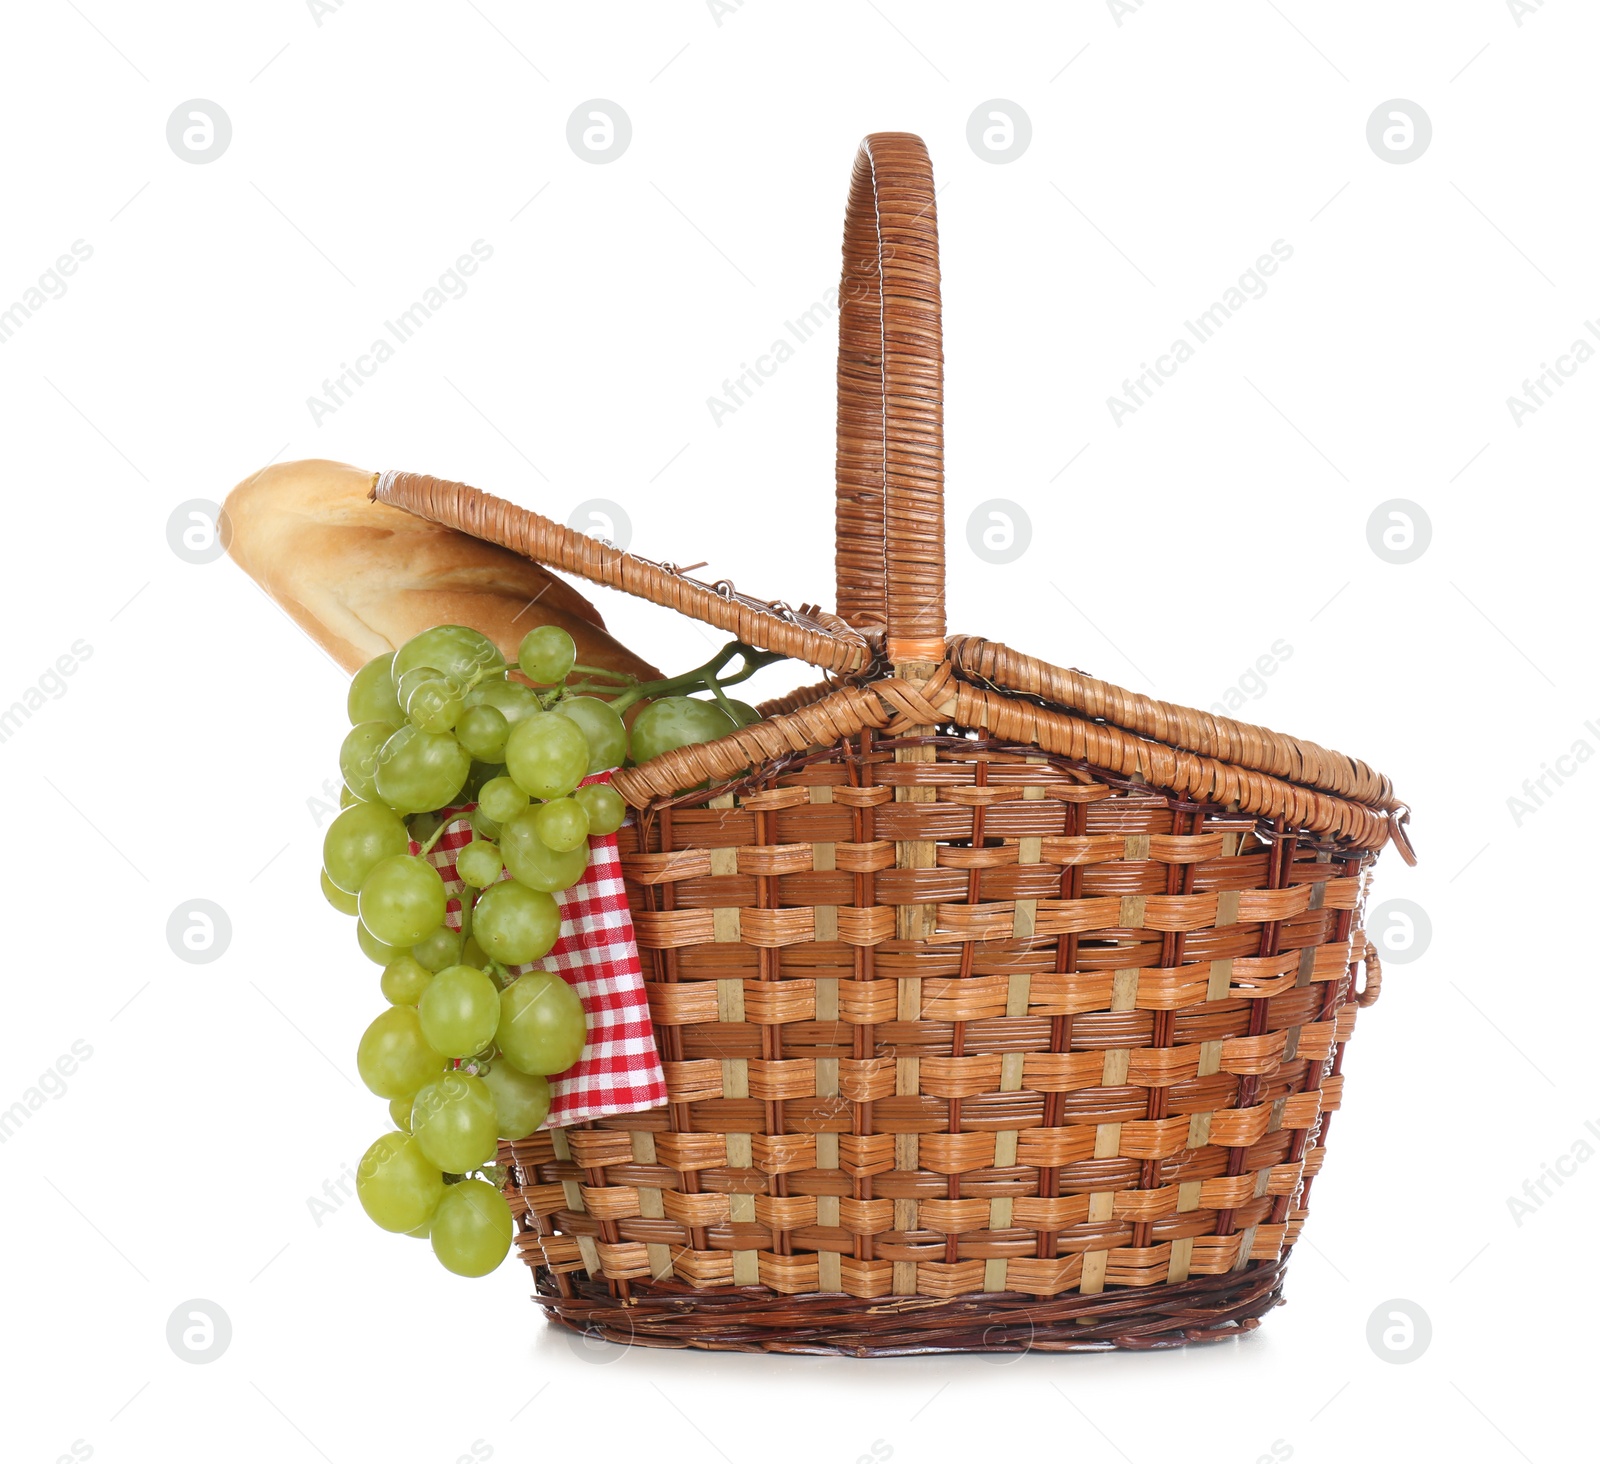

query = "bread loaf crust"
(224, 459), (657, 678)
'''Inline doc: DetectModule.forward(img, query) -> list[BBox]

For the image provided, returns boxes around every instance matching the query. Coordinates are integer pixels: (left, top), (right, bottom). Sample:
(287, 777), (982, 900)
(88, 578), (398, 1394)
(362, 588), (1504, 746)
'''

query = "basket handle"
(835, 133), (946, 664)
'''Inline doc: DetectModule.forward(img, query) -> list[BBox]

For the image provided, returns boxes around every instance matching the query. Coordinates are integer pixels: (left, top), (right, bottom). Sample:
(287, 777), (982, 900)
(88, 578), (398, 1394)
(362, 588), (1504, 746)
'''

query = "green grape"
(381, 954), (432, 1006)
(505, 713), (589, 800)
(497, 972), (587, 1076)
(358, 855), (447, 948)
(321, 868), (359, 916)
(430, 1177), (513, 1277)
(356, 1131), (444, 1233)
(517, 625), (577, 685)
(478, 775), (529, 824)
(357, 1006), (446, 1099)
(323, 801), (410, 894)
(533, 797), (590, 852)
(396, 663), (444, 707)
(339, 785), (360, 808)
(358, 922), (409, 966)
(500, 808), (588, 893)
(406, 677), (464, 736)
(482, 1059), (551, 1139)
(411, 924), (463, 973)
(394, 626), (504, 687)
(461, 762), (503, 804)
(554, 696), (628, 773)
(456, 704), (510, 762)
(470, 810), (500, 842)
(628, 697), (736, 765)
(476, 777), (528, 825)
(573, 782), (627, 836)
(473, 880), (562, 964)
(410, 1071), (499, 1172)
(404, 1218), (432, 1239)
(462, 933), (492, 968)
(348, 652), (403, 727)
(418, 964), (501, 1058)
(373, 725), (471, 814)
(388, 1095), (414, 1131)
(457, 840), (503, 888)
(464, 675), (541, 728)
(339, 720), (395, 802)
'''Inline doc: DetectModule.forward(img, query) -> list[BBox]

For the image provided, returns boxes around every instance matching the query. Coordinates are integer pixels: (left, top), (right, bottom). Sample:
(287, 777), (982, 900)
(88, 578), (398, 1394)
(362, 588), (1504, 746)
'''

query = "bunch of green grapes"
(319, 622), (777, 1279)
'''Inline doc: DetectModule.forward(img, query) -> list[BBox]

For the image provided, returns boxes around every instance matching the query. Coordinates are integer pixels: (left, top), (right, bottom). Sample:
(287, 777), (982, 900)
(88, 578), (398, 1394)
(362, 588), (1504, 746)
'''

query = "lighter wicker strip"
(372, 132), (1405, 1354)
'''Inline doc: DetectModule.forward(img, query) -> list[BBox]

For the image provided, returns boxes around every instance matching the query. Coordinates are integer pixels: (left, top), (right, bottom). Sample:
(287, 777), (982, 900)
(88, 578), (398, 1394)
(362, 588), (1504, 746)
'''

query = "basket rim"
(608, 663), (1405, 856)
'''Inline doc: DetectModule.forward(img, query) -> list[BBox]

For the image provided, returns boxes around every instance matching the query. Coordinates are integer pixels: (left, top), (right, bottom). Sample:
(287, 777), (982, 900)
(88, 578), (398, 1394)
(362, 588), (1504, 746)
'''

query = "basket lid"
(371, 468), (870, 674)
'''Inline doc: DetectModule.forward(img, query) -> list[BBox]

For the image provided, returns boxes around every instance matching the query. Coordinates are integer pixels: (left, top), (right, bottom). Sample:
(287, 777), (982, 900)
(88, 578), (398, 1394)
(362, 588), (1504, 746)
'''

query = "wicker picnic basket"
(372, 132), (1413, 1354)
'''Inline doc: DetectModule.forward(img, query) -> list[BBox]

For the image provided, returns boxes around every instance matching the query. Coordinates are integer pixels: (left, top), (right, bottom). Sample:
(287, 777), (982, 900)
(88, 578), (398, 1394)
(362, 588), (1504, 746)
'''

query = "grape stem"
(416, 817), (459, 857)
(514, 641), (786, 713)
(609, 641), (786, 713)
(704, 678), (742, 722)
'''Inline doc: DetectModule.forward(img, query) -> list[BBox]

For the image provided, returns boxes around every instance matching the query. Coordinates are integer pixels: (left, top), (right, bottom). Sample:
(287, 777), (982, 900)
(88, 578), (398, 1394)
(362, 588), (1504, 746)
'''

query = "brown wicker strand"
(754, 679), (841, 719)
(1355, 941), (1382, 1007)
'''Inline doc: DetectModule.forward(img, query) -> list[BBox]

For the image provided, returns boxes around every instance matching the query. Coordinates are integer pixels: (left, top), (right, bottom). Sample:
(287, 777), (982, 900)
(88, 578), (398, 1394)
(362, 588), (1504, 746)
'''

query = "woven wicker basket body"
(373, 133), (1410, 1355)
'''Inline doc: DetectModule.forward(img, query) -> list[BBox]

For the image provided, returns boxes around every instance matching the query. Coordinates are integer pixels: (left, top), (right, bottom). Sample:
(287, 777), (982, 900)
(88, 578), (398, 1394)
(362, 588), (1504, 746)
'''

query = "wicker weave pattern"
(507, 730), (1369, 1313)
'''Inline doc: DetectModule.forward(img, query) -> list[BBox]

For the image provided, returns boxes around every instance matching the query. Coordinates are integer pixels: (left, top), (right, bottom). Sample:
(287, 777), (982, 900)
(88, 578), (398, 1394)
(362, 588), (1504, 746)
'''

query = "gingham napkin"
(407, 772), (667, 1129)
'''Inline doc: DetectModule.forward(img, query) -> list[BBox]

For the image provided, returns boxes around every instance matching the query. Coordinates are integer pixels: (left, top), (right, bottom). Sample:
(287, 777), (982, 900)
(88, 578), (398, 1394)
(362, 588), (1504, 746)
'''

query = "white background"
(0, 3), (1593, 1461)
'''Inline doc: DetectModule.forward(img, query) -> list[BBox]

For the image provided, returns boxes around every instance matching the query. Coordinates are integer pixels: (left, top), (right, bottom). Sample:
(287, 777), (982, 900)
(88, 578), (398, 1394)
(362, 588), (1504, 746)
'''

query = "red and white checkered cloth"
(407, 771), (666, 1129)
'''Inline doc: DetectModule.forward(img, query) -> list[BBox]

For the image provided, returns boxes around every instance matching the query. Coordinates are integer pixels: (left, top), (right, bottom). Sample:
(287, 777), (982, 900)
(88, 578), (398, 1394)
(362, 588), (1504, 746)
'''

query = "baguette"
(224, 459), (657, 679)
